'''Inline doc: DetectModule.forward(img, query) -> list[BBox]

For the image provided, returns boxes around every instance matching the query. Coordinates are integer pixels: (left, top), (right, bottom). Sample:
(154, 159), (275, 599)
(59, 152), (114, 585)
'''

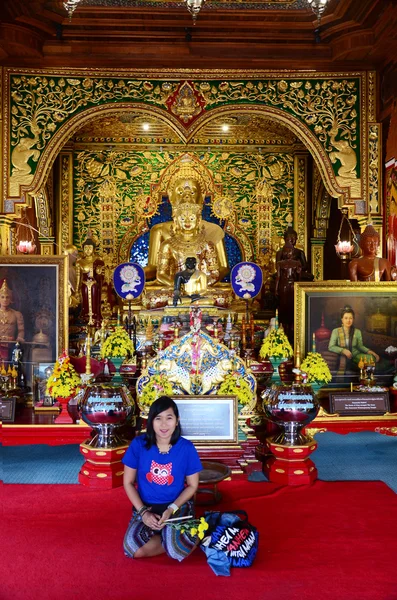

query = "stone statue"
(144, 172), (229, 282)
(348, 225), (392, 282)
(156, 201), (221, 288)
(275, 242), (301, 342)
(173, 257), (208, 306)
(0, 279), (25, 362)
(74, 236), (105, 327)
(275, 227), (313, 281)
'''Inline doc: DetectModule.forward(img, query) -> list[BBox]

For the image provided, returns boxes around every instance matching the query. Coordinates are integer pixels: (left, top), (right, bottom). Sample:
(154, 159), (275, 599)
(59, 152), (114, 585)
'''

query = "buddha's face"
(360, 235), (378, 257)
(284, 232), (297, 247)
(83, 243), (94, 257)
(0, 290), (12, 309)
(171, 179), (201, 206)
(177, 210), (198, 232)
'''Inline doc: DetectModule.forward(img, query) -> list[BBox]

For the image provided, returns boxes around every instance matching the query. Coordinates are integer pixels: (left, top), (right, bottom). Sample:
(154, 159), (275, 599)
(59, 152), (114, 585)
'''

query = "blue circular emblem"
(113, 262), (145, 300)
(231, 262), (263, 299)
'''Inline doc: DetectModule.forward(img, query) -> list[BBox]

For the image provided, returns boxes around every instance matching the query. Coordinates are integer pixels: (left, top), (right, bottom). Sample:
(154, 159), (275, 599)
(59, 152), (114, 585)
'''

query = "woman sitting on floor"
(122, 395), (202, 561)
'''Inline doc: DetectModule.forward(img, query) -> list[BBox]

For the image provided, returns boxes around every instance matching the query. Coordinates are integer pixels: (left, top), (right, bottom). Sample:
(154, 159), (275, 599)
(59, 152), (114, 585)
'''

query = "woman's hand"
(142, 511), (161, 530)
(369, 350), (380, 362)
(158, 507), (174, 528)
(342, 349), (352, 359)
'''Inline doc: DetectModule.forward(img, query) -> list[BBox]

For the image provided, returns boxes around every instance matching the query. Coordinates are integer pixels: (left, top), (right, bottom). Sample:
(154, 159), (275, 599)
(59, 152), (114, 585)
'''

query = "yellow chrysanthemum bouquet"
(300, 352), (332, 385)
(100, 326), (134, 359)
(168, 516), (209, 540)
(259, 325), (293, 360)
(138, 373), (174, 407)
(46, 351), (82, 399)
(217, 373), (253, 405)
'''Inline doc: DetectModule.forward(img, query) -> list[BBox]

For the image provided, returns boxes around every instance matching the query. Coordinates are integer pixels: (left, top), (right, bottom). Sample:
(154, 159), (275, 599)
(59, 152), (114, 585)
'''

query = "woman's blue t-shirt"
(122, 435), (203, 505)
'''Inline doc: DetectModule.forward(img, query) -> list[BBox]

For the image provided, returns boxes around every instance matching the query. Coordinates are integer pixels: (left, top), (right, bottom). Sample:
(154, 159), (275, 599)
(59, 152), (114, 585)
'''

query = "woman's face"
(341, 312), (354, 328)
(152, 407), (178, 442)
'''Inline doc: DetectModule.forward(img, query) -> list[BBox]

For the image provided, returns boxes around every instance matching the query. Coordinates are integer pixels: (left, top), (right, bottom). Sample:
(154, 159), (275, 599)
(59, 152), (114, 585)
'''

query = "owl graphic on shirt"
(146, 460), (174, 485)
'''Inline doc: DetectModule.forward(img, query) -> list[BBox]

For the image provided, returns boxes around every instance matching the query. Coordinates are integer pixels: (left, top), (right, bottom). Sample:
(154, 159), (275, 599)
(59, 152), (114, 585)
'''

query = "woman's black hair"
(340, 306), (355, 350)
(144, 396), (181, 449)
(341, 305), (355, 319)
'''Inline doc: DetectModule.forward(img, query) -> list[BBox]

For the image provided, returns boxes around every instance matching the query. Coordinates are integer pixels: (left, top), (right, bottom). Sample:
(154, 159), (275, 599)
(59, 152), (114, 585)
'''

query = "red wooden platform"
(1, 406), (92, 446)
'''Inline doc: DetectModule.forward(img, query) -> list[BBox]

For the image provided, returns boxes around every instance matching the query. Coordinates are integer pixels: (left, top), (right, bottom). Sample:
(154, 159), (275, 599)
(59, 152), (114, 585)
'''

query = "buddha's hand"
(342, 349), (352, 359)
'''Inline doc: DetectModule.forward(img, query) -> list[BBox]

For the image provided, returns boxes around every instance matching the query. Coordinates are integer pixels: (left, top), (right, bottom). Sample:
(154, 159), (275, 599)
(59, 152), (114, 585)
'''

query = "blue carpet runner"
(1, 431), (397, 491)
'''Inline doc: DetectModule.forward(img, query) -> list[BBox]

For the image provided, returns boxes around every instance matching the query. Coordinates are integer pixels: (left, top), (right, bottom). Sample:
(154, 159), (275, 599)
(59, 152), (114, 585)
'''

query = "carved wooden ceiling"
(0, 0), (396, 71)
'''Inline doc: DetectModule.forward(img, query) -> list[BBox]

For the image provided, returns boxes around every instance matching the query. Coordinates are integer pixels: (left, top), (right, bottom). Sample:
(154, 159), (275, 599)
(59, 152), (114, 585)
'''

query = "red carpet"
(1, 479), (397, 600)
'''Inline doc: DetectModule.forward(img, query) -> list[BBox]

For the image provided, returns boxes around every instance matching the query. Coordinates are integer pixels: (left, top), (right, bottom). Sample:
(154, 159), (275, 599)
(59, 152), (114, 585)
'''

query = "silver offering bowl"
(262, 383), (320, 445)
(79, 383), (135, 448)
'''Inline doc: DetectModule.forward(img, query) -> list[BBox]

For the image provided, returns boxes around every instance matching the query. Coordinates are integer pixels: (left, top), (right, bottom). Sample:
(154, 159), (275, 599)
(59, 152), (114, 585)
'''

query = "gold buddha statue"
(142, 201), (233, 310)
(156, 201), (221, 288)
(74, 235), (105, 327)
(144, 172), (229, 282)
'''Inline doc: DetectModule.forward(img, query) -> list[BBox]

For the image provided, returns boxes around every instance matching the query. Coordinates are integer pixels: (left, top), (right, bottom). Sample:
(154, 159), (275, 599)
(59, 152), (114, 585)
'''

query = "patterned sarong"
(123, 500), (197, 562)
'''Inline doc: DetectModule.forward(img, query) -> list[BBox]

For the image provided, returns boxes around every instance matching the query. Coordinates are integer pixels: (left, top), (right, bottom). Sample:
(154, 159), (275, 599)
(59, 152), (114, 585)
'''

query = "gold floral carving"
(5, 71), (363, 207)
(368, 124), (381, 215)
(368, 72), (376, 123)
(212, 196), (235, 220)
(312, 168), (330, 239)
(256, 179), (273, 271)
(60, 154), (72, 252)
(294, 155), (307, 258)
(311, 245), (323, 281)
(33, 188), (51, 238)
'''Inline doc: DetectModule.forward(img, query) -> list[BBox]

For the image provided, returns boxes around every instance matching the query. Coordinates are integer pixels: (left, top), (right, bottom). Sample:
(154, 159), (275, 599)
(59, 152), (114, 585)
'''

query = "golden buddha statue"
(144, 172), (229, 282)
(142, 201), (233, 310)
(156, 201), (221, 288)
(74, 235), (105, 327)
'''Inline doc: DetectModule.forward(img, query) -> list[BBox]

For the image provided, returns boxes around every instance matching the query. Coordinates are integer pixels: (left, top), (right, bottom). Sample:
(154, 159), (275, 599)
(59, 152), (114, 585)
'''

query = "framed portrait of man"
(0, 256), (68, 393)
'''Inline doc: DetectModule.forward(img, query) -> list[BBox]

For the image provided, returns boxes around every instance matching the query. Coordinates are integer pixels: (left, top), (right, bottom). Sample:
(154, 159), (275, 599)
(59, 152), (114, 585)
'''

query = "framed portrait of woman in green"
(295, 281), (397, 387)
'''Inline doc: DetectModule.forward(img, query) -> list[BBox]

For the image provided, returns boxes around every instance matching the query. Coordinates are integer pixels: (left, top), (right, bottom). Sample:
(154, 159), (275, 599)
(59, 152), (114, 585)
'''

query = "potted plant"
(259, 324), (293, 382)
(300, 352), (332, 393)
(100, 326), (134, 383)
(46, 351), (82, 423)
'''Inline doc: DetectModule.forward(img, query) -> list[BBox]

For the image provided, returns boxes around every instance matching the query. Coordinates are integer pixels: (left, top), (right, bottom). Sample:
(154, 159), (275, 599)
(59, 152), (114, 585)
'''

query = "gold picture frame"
(0, 256), (68, 390)
(295, 281), (397, 387)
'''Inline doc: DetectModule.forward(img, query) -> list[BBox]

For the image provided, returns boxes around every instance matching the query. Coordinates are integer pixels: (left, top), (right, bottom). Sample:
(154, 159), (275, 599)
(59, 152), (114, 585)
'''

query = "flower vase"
(55, 396), (74, 424)
(111, 356), (125, 384)
(310, 382), (322, 396)
(269, 357), (287, 384)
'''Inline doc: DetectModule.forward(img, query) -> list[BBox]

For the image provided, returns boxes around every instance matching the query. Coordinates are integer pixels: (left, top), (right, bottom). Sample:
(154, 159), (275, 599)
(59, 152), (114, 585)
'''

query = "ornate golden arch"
(187, 105), (350, 206)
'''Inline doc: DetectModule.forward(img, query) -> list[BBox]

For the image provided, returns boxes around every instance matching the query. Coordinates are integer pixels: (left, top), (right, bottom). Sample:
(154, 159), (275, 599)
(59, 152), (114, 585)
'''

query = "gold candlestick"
(85, 334), (92, 376)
